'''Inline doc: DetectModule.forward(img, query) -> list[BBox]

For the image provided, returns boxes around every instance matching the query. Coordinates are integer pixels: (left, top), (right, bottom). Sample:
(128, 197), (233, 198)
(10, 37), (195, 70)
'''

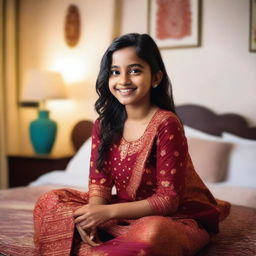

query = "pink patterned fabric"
(156, 0), (191, 40)
(0, 186), (254, 255)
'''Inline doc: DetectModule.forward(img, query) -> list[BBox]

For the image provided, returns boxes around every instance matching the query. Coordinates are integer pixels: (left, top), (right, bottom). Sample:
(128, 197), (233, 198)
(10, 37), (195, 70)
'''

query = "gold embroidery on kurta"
(160, 150), (166, 156)
(171, 168), (176, 175)
(119, 137), (144, 161)
(161, 181), (170, 187)
(89, 184), (111, 202)
(126, 110), (181, 199)
(174, 151), (179, 157)
(169, 134), (174, 140)
(160, 170), (166, 175)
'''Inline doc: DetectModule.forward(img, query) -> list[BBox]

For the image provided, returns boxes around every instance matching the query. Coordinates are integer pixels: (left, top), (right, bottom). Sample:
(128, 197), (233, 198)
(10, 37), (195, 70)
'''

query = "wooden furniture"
(176, 104), (256, 139)
(8, 154), (73, 187)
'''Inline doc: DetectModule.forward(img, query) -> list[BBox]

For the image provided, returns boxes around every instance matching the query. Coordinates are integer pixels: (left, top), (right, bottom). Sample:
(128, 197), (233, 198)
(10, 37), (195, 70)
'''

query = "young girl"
(34, 33), (230, 256)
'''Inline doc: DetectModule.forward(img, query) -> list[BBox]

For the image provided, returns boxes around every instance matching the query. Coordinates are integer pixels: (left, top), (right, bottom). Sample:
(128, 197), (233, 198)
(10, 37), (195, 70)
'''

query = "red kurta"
(33, 109), (230, 256)
(89, 109), (221, 233)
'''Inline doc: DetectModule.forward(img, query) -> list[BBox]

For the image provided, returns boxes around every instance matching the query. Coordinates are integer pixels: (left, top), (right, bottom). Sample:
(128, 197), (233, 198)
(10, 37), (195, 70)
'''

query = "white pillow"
(223, 132), (256, 188)
(30, 138), (92, 189)
(184, 125), (223, 141)
(66, 137), (92, 175)
(223, 132), (256, 145)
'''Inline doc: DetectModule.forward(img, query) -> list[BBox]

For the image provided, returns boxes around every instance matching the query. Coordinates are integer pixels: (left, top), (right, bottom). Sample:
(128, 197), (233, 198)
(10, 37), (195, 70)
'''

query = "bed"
(0, 104), (255, 256)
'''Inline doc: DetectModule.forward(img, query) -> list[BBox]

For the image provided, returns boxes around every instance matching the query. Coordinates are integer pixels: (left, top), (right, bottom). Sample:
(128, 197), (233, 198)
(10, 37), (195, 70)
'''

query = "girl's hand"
(74, 204), (112, 230)
(76, 224), (100, 247)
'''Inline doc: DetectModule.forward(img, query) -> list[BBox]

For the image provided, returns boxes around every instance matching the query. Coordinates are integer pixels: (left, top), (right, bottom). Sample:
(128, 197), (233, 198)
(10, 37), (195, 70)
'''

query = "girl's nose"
(118, 73), (131, 85)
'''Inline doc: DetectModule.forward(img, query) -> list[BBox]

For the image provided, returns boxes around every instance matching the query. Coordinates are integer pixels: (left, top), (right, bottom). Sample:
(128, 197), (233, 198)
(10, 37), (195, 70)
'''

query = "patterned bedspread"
(0, 186), (255, 256)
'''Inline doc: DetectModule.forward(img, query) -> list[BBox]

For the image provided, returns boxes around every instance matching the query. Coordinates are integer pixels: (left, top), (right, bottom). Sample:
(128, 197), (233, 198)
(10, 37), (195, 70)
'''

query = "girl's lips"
(116, 88), (137, 96)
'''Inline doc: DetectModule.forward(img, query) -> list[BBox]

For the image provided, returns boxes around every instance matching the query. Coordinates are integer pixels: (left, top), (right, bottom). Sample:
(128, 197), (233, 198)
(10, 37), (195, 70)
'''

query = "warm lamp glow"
(51, 54), (88, 83)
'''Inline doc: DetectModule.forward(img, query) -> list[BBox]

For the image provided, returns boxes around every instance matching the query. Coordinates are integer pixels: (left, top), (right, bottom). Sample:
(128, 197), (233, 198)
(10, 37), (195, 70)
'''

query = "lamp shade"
(21, 70), (66, 101)
(21, 70), (66, 154)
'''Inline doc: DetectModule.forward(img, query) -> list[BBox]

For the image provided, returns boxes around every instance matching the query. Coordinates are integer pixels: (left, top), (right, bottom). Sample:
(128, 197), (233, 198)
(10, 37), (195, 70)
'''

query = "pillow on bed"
(66, 137), (92, 175)
(222, 132), (256, 188)
(187, 137), (232, 183)
(30, 138), (92, 188)
(184, 125), (222, 141)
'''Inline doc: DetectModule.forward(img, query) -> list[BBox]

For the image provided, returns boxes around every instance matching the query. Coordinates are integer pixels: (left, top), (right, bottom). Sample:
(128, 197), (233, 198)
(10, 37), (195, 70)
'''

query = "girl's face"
(108, 47), (155, 107)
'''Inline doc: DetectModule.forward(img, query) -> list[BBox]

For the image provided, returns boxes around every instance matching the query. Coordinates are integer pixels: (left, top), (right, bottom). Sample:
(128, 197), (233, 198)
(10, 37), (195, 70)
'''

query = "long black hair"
(95, 33), (176, 169)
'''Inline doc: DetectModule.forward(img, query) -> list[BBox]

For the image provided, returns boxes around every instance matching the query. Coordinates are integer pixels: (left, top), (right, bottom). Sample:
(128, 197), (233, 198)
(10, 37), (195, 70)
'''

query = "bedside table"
(8, 153), (73, 188)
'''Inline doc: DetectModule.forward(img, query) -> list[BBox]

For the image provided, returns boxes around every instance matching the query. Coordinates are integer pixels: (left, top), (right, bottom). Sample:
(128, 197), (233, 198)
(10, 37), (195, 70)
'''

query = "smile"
(116, 88), (137, 96)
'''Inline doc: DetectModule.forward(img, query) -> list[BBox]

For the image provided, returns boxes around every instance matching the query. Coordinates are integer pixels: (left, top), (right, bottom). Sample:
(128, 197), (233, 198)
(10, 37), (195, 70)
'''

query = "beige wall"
(121, 0), (256, 125)
(14, 0), (116, 155)
(9, 0), (256, 157)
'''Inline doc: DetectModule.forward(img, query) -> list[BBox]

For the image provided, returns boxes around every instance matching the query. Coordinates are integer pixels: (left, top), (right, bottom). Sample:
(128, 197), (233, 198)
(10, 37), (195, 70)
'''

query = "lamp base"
(30, 110), (57, 154)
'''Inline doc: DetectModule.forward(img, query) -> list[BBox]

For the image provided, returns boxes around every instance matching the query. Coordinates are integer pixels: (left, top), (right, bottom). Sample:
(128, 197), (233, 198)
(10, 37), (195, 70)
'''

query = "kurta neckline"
(122, 108), (161, 144)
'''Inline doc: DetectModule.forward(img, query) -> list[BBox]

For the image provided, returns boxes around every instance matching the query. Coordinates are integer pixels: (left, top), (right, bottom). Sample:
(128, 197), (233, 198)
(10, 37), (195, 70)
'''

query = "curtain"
(0, 0), (7, 189)
(0, 0), (19, 189)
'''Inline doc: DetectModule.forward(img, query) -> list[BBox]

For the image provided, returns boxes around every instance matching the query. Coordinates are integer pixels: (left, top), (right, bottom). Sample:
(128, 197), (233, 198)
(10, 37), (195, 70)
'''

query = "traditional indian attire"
(34, 109), (230, 256)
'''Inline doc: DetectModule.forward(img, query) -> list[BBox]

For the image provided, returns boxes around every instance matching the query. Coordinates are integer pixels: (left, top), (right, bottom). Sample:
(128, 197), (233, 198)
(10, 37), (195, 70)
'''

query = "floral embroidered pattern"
(126, 110), (179, 199)
(119, 137), (144, 161)
(169, 134), (174, 140)
(160, 150), (166, 157)
(171, 168), (176, 175)
(160, 170), (166, 175)
(174, 151), (179, 157)
(161, 181), (170, 187)
(147, 191), (179, 215)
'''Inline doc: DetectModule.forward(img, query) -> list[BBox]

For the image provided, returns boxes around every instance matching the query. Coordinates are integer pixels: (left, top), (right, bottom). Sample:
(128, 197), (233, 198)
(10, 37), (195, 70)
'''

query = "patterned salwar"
(33, 109), (230, 256)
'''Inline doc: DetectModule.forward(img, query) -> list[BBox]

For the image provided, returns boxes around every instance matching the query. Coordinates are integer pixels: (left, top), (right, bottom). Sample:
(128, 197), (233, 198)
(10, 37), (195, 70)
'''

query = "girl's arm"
(89, 196), (108, 205)
(108, 199), (152, 219)
(74, 199), (153, 230)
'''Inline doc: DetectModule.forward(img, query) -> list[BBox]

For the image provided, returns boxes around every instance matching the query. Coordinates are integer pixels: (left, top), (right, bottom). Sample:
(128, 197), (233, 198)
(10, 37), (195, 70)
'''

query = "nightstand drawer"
(8, 154), (73, 187)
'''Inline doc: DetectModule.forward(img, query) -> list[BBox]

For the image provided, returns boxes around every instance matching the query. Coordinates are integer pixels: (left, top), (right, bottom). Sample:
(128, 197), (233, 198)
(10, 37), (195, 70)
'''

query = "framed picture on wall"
(250, 0), (256, 52)
(148, 0), (202, 50)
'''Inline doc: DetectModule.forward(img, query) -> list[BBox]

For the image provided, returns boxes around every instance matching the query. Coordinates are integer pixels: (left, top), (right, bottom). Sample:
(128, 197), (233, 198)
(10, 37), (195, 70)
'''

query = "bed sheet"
(0, 186), (255, 256)
(0, 185), (78, 256)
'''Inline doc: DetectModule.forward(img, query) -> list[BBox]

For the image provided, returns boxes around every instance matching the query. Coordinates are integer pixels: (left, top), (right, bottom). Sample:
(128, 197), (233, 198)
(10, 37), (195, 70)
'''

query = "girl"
(33, 33), (230, 256)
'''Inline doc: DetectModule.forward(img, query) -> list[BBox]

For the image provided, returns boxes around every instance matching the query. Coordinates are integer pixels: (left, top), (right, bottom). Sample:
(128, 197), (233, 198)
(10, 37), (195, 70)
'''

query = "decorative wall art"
(64, 5), (80, 47)
(250, 0), (256, 52)
(148, 0), (202, 49)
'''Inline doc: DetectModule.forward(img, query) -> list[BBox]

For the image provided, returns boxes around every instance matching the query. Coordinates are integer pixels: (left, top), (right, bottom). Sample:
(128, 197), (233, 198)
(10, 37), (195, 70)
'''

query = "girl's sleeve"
(147, 116), (188, 215)
(88, 120), (114, 202)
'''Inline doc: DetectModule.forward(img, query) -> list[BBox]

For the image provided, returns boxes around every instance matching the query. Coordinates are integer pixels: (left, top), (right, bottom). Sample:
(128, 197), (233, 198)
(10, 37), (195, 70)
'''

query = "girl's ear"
(152, 71), (163, 88)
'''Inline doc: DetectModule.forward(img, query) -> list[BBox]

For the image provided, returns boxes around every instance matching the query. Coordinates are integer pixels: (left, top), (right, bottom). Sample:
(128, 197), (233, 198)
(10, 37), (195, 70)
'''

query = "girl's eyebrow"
(129, 64), (144, 68)
(110, 64), (144, 69)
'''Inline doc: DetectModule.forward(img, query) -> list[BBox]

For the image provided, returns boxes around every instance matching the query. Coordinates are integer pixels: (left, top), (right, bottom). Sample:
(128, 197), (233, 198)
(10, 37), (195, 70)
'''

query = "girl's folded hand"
(76, 224), (101, 247)
(74, 204), (112, 230)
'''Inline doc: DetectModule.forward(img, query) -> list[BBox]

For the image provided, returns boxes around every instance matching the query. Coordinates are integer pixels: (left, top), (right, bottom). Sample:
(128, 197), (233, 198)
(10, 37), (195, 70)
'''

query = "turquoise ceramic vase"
(30, 110), (57, 154)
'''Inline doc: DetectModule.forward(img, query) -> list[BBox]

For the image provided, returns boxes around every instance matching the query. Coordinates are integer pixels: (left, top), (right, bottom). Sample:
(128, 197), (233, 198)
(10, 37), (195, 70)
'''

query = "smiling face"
(108, 47), (154, 107)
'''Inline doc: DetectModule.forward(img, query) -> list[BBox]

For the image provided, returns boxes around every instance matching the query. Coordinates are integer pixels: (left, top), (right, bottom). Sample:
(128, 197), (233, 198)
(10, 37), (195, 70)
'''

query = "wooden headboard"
(71, 104), (256, 151)
(176, 104), (256, 139)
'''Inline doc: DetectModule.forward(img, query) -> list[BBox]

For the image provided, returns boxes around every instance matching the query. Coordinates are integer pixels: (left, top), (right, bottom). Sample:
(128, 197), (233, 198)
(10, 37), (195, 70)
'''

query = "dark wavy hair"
(95, 33), (176, 169)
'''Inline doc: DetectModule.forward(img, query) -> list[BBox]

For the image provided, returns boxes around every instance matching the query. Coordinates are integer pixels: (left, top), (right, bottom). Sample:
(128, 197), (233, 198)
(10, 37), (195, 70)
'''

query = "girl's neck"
(125, 103), (158, 122)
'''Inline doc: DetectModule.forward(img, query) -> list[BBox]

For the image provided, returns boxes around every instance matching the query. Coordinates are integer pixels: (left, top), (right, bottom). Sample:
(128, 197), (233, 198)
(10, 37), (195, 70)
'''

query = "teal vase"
(30, 110), (57, 154)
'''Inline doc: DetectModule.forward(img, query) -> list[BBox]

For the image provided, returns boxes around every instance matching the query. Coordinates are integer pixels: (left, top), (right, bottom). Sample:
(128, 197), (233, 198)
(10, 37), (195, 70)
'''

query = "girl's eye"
(110, 70), (120, 75)
(129, 69), (141, 74)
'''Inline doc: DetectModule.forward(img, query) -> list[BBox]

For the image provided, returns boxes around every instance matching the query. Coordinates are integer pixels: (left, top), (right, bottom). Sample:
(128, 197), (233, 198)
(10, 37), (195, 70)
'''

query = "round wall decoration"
(64, 5), (80, 47)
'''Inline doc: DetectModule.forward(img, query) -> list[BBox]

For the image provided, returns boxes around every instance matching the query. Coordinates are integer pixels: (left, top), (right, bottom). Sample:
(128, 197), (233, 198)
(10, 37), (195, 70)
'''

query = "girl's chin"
(115, 96), (135, 105)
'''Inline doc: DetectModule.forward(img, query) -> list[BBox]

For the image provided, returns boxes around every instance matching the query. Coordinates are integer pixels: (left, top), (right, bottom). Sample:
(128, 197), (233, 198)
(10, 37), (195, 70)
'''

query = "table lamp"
(21, 70), (67, 154)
